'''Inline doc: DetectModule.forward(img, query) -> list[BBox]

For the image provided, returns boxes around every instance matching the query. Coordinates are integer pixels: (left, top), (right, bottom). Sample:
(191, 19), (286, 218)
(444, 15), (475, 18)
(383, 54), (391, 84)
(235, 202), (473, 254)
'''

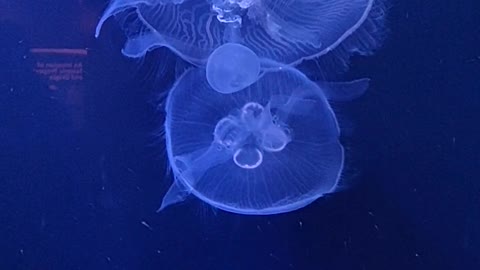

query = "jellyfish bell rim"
(163, 137), (345, 215)
(163, 138), (345, 215)
(285, 0), (376, 67)
(197, 143), (343, 215)
(95, 0), (153, 38)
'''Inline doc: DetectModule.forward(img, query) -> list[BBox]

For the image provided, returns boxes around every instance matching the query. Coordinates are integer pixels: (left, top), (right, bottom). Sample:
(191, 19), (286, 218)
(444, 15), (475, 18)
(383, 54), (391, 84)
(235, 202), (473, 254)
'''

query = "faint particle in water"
(269, 252), (280, 261)
(141, 220), (154, 231)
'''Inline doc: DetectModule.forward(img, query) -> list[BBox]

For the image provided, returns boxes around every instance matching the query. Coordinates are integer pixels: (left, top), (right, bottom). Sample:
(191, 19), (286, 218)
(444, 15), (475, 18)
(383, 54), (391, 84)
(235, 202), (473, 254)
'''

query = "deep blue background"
(1, 1), (479, 269)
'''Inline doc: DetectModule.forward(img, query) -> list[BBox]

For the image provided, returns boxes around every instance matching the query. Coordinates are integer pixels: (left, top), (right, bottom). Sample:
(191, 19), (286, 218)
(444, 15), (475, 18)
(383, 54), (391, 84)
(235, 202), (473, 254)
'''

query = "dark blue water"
(1, 1), (479, 269)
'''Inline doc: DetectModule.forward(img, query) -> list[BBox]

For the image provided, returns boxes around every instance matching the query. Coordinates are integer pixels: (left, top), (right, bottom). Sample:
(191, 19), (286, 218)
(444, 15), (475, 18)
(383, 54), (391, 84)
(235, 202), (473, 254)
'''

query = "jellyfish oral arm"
(121, 32), (165, 58)
(158, 179), (191, 212)
(159, 143), (231, 211)
(269, 94), (318, 118)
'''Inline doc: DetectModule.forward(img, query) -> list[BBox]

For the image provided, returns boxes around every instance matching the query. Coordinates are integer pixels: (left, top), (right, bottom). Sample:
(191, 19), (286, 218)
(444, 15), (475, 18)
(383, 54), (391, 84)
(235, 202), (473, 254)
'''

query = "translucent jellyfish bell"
(160, 65), (369, 215)
(206, 43), (260, 94)
(95, 0), (387, 66)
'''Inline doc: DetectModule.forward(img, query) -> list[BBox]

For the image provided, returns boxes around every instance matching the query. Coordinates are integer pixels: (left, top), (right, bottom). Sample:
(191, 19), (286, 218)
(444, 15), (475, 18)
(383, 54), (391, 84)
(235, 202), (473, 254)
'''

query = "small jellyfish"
(206, 43), (260, 94)
(160, 64), (369, 215)
(95, 0), (388, 67)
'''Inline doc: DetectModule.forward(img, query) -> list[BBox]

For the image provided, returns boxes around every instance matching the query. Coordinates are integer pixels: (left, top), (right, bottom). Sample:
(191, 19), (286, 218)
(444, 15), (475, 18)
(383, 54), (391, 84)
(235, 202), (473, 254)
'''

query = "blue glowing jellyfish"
(95, 0), (387, 66)
(160, 64), (370, 215)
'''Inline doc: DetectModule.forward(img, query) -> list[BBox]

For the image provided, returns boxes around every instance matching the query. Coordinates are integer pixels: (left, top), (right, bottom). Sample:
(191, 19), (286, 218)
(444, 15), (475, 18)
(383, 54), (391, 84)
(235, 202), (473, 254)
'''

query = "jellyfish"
(95, 0), (388, 67)
(160, 64), (369, 215)
(206, 42), (260, 94)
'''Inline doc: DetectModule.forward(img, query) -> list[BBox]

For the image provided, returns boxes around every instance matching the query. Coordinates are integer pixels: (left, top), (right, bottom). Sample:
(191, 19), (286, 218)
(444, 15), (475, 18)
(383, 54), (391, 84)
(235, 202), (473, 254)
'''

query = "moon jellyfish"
(206, 43), (260, 94)
(95, 0), (387, 66)
(160, 65), (369, 215)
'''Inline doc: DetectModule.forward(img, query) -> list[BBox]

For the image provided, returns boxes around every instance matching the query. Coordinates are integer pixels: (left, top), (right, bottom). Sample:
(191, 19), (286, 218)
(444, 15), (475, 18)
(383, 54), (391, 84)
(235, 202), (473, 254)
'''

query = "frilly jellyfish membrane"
(95, 0), (388, 70)
(159, 63), (370, 215)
